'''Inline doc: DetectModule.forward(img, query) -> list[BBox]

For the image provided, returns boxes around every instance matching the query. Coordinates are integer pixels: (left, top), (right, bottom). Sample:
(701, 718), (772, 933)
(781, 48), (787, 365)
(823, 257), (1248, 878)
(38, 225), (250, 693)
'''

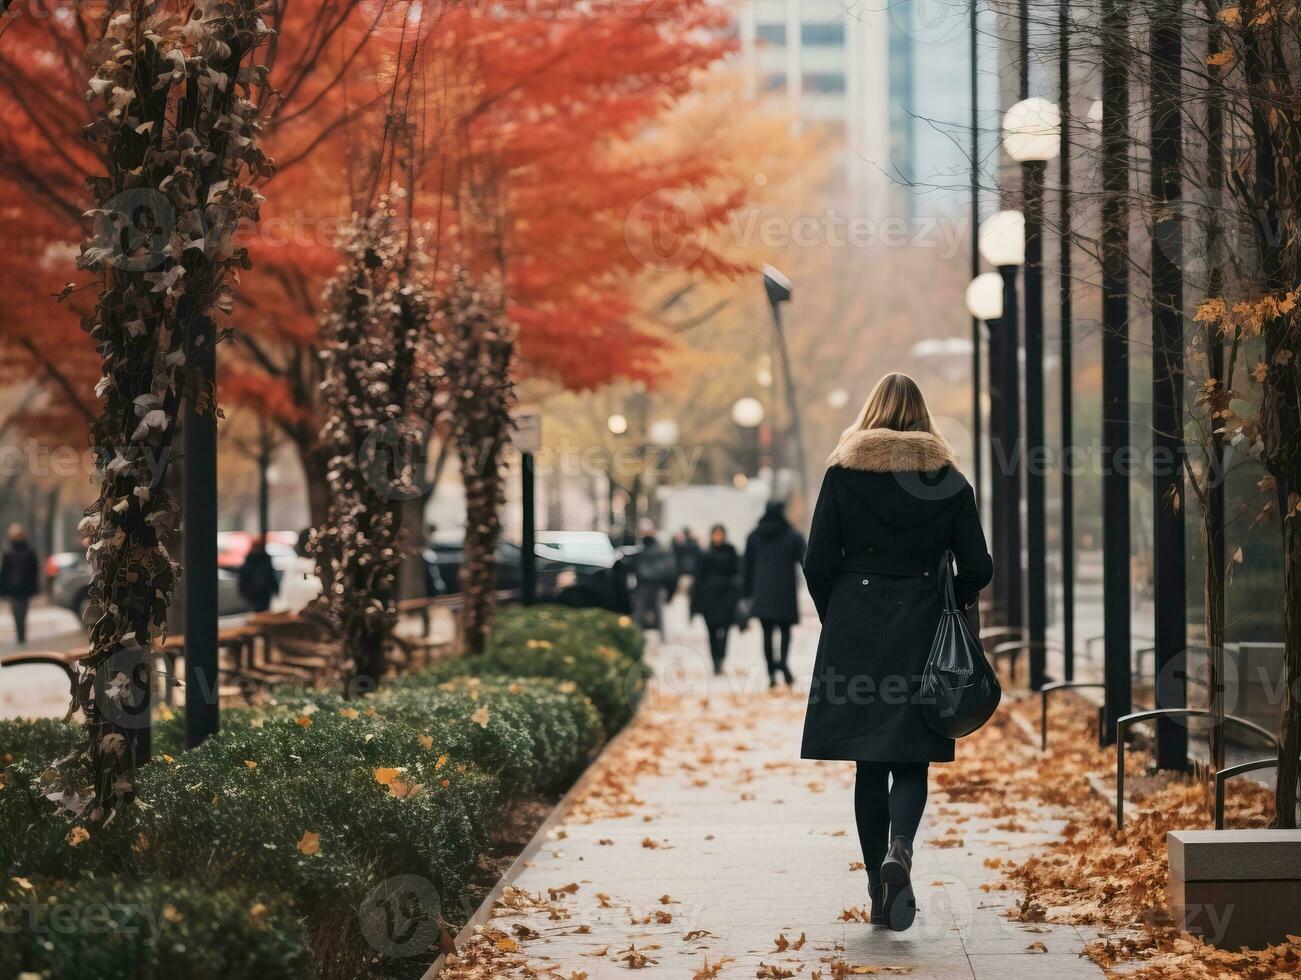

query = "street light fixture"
(1005, 98), (1062, 690)
(761, 264), (807, 500)
(965, 272), (1003, 523)
(965, 272), (1004, 321)
(732, 397), (765, 485)
(1003, 97), (1063, 164)
(978, 210), (1025, 632)
(732, 397), (765, 429)
(649, 418), (680, 447)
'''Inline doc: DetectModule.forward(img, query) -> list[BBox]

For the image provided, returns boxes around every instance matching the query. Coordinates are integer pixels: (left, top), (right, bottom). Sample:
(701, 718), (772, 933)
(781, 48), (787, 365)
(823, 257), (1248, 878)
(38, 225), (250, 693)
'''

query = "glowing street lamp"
(731, 397), (765, 429)
(1004, 98), (1062, 687)
(978, 209), (1025, 632)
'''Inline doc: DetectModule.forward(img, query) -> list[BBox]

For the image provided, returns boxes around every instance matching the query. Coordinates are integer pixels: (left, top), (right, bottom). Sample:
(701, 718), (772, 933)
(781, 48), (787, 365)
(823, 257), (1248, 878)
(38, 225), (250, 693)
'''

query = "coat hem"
(800, 742), (954, 764)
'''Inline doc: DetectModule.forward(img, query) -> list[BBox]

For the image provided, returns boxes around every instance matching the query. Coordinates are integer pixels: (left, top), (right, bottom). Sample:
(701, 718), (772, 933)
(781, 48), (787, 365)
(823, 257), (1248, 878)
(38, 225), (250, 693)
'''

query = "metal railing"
(1115, 708), (1279, 829)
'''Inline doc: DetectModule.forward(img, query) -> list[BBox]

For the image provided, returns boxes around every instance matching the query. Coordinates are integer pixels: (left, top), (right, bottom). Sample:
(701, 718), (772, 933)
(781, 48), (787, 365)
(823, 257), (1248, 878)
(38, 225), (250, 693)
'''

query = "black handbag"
(918, 551), (1001, 738)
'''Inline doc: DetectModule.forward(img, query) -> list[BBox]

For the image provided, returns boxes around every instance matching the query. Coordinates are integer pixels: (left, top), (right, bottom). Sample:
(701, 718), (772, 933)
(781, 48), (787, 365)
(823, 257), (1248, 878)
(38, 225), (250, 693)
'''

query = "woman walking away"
(692, 524), (741, 674)
(801, 374), (992, 932)
(743, 500), (805, 687)
(0, 525), (40, 645)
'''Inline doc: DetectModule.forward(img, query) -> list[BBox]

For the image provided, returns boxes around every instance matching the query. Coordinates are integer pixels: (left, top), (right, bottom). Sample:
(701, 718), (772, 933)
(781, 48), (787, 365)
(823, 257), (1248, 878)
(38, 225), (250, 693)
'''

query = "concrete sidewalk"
(442, 601), (1105, 979)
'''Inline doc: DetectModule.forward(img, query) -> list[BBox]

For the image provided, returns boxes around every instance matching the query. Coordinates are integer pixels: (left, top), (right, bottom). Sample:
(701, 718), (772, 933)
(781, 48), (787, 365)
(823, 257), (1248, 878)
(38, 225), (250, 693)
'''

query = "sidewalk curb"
(419, 701), (646, 979)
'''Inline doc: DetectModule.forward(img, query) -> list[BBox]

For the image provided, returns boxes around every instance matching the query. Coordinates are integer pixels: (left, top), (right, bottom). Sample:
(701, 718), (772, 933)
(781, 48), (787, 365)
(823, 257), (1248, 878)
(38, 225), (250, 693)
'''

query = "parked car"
(424, 538), (567, 598)
(43, 551), (82, 592)
(50, 556), (254, 624)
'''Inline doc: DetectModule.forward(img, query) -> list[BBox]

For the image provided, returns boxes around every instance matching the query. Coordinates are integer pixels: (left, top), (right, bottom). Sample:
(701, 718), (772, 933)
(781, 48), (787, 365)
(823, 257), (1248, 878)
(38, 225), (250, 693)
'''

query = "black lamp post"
(184, 314), (219, 749)
(969, 0), (982, 515)
(1058, 0), (1076, 681)
(1099, 0), (1133, 744)
(966, 275), (1004, 541)
(1004, 98), (1063, 691)
(762, 264), (808, 502)
(978, 211), (1026, 631)
(1150, 0), (1188, 770)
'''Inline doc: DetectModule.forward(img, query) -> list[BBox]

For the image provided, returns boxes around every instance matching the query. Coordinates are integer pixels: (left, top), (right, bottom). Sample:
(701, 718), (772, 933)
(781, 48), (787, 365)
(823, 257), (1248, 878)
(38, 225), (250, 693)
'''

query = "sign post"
(515, 409), (542, 605)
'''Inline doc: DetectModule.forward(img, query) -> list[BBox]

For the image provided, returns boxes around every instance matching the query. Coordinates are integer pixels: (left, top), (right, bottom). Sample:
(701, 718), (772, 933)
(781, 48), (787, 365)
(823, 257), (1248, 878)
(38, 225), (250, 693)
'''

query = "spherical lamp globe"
(1003, 97), (1062, 163)
(965, 272), (1005, 321)
(978, 210), (1026, 268)
(731, 397), (765, 429)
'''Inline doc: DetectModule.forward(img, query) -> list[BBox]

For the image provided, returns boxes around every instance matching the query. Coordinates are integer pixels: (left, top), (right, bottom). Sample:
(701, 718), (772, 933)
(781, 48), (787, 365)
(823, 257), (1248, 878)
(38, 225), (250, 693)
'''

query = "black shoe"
(880, 837), (916, 931)
(868, 885), (887, 926)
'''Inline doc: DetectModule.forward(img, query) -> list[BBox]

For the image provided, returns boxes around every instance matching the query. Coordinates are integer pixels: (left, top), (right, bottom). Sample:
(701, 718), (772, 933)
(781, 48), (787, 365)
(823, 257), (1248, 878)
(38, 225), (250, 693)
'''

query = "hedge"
(0, 877), (312, 980)
(404, 604), (650, 730)
(0, 605), (640, 980)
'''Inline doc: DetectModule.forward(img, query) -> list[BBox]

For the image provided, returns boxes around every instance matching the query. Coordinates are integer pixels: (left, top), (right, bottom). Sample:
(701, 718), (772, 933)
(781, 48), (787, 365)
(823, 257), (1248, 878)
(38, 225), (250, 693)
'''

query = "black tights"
(707, 624), (729, 669)
(854, 761), (929, 889)
(760, 619), (793, 683)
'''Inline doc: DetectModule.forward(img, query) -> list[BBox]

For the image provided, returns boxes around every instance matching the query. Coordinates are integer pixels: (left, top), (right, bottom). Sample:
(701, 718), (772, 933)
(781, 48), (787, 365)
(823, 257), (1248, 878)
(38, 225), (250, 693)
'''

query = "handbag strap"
(937, 550), (959, 613)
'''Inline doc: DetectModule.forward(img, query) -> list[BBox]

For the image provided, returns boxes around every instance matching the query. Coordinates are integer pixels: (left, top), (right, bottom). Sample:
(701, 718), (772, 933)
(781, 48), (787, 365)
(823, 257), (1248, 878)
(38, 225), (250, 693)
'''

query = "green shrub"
(376, 676), (603, 796)
(0, 877), (311, 979)
(406, 607), (649, 731)
(0, 605), (646, 979)
(0, 706), (499, 980)
(0, 717), (81, 768)
(489, 604), (645, 661)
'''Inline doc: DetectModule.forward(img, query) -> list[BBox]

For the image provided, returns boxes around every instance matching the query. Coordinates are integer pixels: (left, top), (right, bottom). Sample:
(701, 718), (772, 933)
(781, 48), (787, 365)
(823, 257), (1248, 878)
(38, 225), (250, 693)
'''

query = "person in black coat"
(801, 373), (992, 933)
(237, 537), (281, 613)
(743, 501), (805, 687)
(691, 524), (740, 674)
(0, 525), (40, 645)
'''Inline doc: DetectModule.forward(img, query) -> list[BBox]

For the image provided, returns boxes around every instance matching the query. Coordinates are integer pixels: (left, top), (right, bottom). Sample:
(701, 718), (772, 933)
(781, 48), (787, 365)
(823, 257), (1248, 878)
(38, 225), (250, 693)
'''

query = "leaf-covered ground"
(436, 612), (1297, 979)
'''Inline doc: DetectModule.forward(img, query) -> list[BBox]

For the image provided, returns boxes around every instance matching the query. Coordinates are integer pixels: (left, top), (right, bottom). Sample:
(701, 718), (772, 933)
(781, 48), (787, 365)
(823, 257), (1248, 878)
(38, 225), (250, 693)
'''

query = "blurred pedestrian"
(629, 524), (677, 635)
(236, 535), (280, 613)
(691, 523), (740, 673)
(0, 524), (39, 645)
(801, 373), (991, 932)
(743, 500), (805, 687)
(672, 526), (701, 579)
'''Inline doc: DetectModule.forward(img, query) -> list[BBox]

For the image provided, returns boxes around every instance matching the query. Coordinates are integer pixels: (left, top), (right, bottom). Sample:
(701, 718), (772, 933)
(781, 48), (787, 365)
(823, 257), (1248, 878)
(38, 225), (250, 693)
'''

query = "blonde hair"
(838, 373), (938, 445)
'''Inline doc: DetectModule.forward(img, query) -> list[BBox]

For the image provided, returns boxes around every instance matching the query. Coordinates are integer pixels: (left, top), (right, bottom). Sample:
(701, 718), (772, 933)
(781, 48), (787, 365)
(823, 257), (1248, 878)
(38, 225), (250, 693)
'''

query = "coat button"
(924, 571), (930, 577)
(861, 579), (870, 585)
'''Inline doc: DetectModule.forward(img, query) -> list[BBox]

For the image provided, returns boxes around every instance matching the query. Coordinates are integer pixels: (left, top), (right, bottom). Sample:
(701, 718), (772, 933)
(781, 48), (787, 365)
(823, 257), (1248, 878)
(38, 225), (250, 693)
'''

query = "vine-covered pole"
(52, 0), (273, 819)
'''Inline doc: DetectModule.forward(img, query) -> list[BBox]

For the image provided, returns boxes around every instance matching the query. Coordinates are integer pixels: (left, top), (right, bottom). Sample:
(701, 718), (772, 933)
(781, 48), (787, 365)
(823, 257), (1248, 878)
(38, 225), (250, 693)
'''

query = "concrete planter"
(1168, 829), (1301, 949)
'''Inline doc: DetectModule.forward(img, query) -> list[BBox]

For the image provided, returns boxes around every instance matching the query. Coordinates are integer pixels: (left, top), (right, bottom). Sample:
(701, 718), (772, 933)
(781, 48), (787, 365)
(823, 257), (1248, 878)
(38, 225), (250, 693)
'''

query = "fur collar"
(827, 428), (957, 473)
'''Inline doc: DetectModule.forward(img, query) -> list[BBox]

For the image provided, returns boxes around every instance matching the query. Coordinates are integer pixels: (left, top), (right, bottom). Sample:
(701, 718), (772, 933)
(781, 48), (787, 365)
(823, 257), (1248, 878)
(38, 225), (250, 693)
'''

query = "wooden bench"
(1168, 829), (1301, 949)
(1, 645), (183, 706)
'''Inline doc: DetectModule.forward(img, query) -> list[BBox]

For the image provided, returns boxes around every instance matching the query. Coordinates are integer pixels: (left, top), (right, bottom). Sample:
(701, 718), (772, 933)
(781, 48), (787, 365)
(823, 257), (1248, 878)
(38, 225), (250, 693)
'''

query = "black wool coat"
(0, 543), (39, 599)
(743, 508), (806, 625)
(800, 428), (993, 764)
(692, 543), (741, 629)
